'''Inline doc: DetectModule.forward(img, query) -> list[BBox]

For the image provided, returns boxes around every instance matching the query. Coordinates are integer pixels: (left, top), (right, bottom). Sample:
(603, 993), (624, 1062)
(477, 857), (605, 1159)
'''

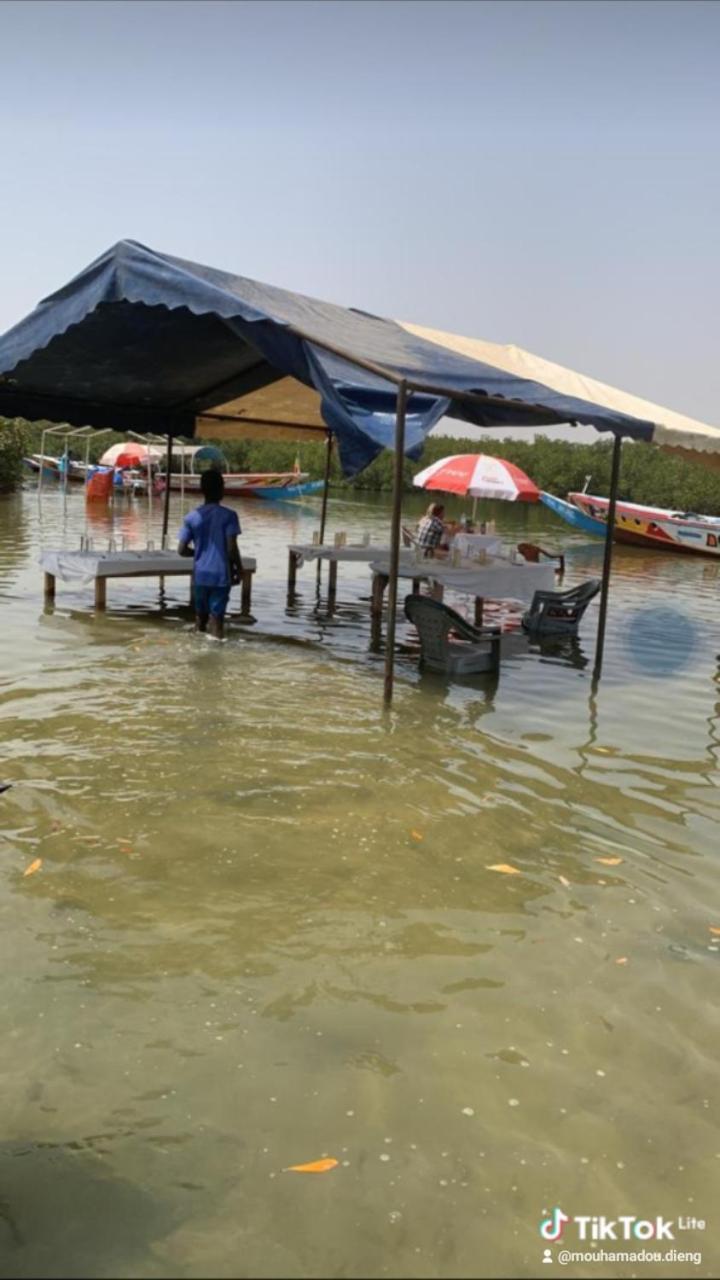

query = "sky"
(1, 0), (718, 441)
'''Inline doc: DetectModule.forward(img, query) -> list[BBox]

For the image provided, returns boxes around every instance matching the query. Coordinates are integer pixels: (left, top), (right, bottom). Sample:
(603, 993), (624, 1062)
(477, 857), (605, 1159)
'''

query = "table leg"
(430, 581), (444, 602)
(43, 572), (56, 602)
(370, 572), (388, 648)
(287, 549), (298, 598)
(411, 578), (422, 594)
(474, 596), (484, 627)
(240, 569), (253, 617)
(327, 558), (338, 611)
(94, 576), (107, 610)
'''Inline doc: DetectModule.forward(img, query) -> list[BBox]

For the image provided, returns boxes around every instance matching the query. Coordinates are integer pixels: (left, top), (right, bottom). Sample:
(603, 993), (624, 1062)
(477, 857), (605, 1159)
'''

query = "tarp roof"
(1, 239), (719, 475)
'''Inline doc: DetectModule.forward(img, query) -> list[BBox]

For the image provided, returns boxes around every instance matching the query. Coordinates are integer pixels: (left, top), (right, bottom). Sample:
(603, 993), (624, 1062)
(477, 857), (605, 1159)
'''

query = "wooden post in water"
(383, 380), (408, 706)
(318, 432), (333, 546)
(593, 432), (622, 681)
(162, 434), (173, 545)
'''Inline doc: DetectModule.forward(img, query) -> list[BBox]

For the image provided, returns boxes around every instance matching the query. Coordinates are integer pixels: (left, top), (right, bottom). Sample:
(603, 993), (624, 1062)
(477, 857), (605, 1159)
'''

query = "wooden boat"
(542, 489), (720, 557)
(165, 470), (323, 499)
(24, 453), (88, 482)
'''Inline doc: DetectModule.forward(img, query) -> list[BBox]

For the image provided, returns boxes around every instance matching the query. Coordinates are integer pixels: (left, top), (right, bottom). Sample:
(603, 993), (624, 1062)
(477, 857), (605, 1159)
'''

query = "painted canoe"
(563, 491), (720, 557)
(539, 491), (606, 535)
(166, 472), (323, 499)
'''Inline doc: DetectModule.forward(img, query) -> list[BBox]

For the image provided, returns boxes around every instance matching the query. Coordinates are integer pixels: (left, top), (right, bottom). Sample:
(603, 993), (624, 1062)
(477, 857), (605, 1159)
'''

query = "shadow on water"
(0, 1140), (176, 1279)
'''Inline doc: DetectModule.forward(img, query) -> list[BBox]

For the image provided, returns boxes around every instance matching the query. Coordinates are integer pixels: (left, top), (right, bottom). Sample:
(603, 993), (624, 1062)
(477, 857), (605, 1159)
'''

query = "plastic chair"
(404, 594), (501, 676)
(516, 542), (565, 574)
(522, 579), (601, 635)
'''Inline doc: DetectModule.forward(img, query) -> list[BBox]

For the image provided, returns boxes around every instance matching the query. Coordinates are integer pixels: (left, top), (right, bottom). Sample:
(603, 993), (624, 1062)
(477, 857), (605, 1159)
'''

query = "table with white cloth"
(368, 555), (556, 642)
(287, 543), (414, 606)
(40, 549), (257, 617)
(449, 532), (503, 558)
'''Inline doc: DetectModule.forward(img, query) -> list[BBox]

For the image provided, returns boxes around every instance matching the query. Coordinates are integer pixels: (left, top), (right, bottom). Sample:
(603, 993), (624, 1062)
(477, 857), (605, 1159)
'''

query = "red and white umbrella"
(413, 453), (540, 502)
(99, 442), (162, 468)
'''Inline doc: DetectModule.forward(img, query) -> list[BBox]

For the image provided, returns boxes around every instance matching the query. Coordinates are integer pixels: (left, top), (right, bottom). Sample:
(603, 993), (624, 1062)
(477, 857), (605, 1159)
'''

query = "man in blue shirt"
(178, 469), (242, 639)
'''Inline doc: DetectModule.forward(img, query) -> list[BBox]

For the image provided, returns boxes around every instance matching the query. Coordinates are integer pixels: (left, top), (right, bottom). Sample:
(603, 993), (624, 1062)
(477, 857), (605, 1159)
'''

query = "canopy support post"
(593, 432), (622, 682)
(162, 433), (172, 546)
(319, 431), (333, 546)
(383, 380), (408, 706)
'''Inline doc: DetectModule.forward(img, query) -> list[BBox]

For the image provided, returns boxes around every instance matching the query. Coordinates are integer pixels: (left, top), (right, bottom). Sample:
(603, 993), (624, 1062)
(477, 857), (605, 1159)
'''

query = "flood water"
(1, 483), (719, 1279)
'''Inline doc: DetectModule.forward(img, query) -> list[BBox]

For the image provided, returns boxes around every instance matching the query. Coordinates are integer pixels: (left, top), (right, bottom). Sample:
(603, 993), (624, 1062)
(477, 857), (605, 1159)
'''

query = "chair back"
(404, 594), (458, 664)
(524, 578), (600, 634)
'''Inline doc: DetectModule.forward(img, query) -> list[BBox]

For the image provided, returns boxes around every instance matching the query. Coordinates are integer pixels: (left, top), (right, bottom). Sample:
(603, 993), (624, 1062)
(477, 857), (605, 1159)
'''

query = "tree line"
(3, 416), (720, 514)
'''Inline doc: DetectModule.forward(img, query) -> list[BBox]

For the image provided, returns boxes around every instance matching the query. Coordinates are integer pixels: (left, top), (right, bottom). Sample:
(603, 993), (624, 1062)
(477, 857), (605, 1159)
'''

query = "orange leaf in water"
(595, 857), (623, 866)
(487, 863), (521, 876)
(708, 927), (720, 936)
(558, 875), (571, 887)
(286, 1157), (339, 1174)
(23, 858), (42, 877)
(410, 830), (424, 841)
(615, 957), (628, 965)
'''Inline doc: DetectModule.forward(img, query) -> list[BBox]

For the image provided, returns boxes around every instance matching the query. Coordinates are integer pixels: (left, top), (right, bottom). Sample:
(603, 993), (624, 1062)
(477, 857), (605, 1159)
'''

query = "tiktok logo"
(539, 1208), (569, 1241)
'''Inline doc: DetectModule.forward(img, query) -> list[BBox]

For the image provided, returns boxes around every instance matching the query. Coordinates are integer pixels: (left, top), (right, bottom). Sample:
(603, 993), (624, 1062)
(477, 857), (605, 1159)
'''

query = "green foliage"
(4, 415), (720, 514)
(0, 419), (31, 491)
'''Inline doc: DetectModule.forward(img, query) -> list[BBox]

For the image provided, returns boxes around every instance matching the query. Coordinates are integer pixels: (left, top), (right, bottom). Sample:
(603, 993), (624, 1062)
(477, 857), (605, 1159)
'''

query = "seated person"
(416, 502), (448, 557)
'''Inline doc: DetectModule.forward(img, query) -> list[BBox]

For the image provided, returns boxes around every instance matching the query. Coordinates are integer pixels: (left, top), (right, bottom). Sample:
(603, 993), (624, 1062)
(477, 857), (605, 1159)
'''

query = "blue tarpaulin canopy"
(1, 239), (717, 475)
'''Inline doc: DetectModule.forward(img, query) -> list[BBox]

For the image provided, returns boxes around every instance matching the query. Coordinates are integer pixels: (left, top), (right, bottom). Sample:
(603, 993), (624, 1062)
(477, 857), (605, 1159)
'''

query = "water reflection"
(2, 488), (720, 1278)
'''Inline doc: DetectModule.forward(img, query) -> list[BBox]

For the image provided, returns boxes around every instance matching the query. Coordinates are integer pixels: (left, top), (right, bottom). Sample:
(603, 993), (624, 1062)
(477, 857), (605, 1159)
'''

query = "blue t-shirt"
(179, 503), (241, 587)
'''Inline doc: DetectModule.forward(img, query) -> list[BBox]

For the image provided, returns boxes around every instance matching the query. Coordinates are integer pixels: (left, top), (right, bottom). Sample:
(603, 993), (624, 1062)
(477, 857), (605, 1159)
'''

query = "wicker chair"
(522, 579), (601, 635)
(404, 594), (502, 676)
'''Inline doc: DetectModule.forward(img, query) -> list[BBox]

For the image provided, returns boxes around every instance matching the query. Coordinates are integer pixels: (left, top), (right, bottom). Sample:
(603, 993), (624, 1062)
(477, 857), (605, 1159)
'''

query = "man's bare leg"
(208, 614), (224, 640)
(196, 612), (209, 633)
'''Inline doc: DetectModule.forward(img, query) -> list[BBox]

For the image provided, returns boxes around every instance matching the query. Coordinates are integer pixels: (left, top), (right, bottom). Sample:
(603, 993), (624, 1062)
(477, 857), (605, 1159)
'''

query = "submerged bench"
(40, 549), (257, 619)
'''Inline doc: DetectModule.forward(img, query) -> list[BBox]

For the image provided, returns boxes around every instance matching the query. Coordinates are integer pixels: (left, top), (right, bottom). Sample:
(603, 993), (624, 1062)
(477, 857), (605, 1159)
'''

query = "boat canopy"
(1, 239), (720, 476)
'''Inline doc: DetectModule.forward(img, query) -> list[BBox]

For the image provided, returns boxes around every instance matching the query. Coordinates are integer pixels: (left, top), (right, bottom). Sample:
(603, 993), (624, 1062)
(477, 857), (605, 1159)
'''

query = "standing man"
(178, 469), (242, 639)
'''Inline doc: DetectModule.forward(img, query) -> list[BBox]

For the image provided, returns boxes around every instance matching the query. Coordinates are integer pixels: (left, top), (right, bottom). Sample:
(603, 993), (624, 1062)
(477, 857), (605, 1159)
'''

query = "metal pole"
(383, 380), (408, 706)
(319, 432), (333, 545)
(38, 427), (47, 494)
(593, 432), (622, 681)
(162, 433), (172, 546)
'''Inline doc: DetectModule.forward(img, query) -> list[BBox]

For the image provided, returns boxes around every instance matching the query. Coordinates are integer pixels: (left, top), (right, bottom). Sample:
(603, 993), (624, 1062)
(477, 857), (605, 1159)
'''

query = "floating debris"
(23, 858), (42, 878)
(286, 1157), (338, 1174)
(595, 856), (623, 866)
(487, 864), (521, 876)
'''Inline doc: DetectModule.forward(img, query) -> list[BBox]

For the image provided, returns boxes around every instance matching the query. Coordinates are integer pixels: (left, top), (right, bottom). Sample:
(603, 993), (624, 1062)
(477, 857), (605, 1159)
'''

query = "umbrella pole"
(162, 434), (172, 547)
(593, 433), (622, 682)
(383, 380), (408, 706)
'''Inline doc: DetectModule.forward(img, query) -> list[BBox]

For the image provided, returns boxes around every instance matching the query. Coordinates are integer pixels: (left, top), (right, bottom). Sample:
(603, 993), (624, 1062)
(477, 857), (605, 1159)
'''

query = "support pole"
(593, 432), (622, 681)
(162, 434), (173, 546)
(383, 380), (408, 706)
(318, 432), (333, 546)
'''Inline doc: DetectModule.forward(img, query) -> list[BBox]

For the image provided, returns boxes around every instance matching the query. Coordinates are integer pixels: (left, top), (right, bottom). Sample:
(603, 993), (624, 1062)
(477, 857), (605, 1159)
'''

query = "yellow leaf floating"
(23, 858), (42, 877)
(487, 863), (521, 876)
(595, 857), (623, 866)
(708, 927), (720, 936)
(286, 1157), (339, 1174)
(615, 956), (628, 965)
(558, 875), (571, 887)
(410, 830), (424, 841)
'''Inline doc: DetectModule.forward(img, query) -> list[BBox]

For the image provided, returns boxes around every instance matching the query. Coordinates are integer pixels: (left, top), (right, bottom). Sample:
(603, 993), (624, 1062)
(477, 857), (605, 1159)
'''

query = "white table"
(41, 549), (257, 617)
(368, 556), (556, 640)
(287, 543), (414, 606)
(450, 532), (503, 558)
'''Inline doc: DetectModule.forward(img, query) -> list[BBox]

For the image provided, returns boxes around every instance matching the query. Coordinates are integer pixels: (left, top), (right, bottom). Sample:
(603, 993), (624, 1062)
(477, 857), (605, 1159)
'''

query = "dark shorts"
(195, 585), (231, 618)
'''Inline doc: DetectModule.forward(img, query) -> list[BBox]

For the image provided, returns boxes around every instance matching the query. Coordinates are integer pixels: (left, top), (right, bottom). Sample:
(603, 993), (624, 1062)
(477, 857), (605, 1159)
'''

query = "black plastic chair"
(522, 579), (601, 635)
(404, 594), (501, 676)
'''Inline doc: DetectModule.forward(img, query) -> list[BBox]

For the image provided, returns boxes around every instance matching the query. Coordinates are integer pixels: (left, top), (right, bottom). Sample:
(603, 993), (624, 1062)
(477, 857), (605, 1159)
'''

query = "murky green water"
(1, 484), (719, 1279)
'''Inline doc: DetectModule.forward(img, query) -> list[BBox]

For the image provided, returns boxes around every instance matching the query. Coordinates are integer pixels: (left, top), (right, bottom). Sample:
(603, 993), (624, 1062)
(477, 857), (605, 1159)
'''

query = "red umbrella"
(413, 453), (540, 501)
(100, 442), (160, 468)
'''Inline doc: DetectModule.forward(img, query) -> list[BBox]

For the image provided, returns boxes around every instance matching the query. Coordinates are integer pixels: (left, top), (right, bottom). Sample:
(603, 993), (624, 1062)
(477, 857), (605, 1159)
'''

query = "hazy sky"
(1, 0), (718, 440)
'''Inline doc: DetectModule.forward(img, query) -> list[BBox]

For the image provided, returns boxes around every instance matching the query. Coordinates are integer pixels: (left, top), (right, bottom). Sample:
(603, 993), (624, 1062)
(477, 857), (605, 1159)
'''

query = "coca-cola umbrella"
(99, 442), (162, 468)
(413, 453), (540, 503)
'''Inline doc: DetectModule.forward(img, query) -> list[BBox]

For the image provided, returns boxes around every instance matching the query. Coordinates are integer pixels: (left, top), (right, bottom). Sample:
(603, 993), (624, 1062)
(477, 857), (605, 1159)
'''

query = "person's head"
(426, 502), (445, 519)
(201, 467), (224, 503)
